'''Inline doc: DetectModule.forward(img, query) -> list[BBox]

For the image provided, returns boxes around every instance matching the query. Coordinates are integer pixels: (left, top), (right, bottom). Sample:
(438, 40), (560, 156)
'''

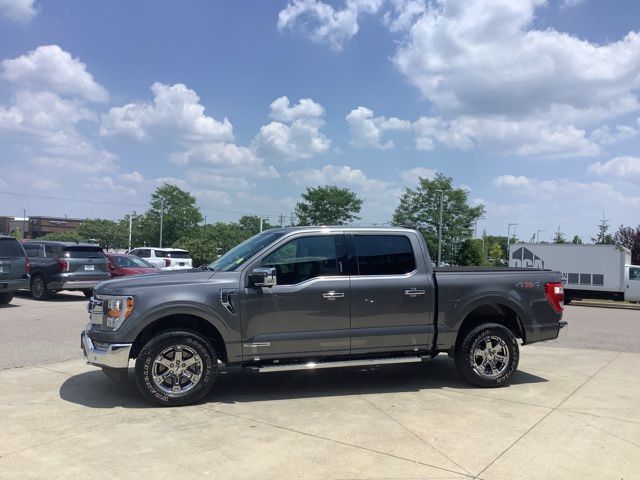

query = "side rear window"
(0, 238), (24, 257)
(63, 246), (104, 258)
(23, 243), (43, 258)
(353, 235), (416, 275)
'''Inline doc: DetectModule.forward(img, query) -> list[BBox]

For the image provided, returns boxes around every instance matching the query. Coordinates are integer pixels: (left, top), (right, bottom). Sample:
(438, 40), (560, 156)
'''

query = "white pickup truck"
(127, 247), (193, 270)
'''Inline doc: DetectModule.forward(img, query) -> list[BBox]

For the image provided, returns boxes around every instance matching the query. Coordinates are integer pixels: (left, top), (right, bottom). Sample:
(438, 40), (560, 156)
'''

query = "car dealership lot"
(0, 297), (639, 479)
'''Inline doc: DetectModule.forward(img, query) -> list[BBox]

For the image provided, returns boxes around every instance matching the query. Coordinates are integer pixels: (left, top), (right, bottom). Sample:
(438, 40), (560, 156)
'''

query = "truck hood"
(95, 269), (217, 295)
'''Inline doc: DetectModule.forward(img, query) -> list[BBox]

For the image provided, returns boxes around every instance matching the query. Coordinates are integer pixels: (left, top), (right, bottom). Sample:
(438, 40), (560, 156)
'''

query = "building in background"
(0, 215), (83, 238)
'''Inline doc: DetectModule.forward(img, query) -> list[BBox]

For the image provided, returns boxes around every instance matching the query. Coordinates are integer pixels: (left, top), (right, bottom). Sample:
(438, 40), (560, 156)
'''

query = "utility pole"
(435, 190), (444, 267)
(128, 214), (133, 251)
(536, 229), (544, 243)
(22, 209), (26, 239)
(290, 212), (295, 227)
(278, 214), (284, 228)
(159, 199), (165, 248)
(507, 223), (518, 258)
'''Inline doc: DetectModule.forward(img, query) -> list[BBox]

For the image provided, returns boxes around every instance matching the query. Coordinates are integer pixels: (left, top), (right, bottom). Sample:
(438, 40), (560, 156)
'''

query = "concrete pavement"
(0, 345), (638, 479)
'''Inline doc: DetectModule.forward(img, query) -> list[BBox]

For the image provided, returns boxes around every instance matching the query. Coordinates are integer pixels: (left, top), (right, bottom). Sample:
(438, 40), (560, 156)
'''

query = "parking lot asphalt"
(0, 295), (639, 479)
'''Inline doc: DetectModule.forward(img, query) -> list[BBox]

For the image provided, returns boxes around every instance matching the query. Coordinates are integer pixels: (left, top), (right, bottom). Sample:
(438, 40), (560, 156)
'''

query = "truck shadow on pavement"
(59, 356), (547, 409)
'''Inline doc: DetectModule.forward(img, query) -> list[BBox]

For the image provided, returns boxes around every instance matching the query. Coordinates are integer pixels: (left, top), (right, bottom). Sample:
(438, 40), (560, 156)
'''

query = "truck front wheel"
(455, 323), (519, 388)
(134, 329), (218, 407)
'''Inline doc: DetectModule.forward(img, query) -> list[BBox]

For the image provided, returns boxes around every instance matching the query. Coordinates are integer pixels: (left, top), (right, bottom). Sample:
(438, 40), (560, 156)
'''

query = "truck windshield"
(208, 231), (285, 272)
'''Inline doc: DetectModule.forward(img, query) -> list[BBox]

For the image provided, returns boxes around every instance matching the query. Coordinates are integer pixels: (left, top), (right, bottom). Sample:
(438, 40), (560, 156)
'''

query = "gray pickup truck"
(82, 226), (566, 406)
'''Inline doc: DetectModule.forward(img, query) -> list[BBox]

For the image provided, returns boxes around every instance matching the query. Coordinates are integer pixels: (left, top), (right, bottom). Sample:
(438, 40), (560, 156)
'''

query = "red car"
(106, 253), (159, 277)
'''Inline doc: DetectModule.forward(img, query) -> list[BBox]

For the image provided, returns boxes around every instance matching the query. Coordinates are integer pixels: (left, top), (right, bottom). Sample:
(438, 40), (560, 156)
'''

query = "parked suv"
(22, 241), (110, 300)
(0, 236), (29, 305)
(128, 247), (193, 270)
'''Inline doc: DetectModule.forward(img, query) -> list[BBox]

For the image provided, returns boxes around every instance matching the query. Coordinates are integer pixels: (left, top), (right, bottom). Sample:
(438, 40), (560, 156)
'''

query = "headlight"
(105, 296), (134, 330)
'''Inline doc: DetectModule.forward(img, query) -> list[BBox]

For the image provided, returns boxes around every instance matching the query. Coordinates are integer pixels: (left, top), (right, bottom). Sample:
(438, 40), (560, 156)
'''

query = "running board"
(246, 355), (427, 373)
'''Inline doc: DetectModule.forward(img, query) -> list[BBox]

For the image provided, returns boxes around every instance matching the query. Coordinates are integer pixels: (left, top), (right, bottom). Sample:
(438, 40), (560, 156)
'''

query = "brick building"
(0, 215), (84, 238)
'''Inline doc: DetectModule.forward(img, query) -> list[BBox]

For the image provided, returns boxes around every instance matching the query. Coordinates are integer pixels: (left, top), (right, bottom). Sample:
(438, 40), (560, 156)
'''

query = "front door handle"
(404, 288), (426, 297)
(322, 290), (345, 300)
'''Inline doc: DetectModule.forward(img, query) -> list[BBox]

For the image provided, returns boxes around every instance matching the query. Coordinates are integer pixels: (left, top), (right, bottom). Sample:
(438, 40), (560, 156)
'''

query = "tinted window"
(353, 235), (416, 275)
(630, 268), (640, 281)
(63, 246), (104, 258)
(113, 255), (154, 268)
(210, 231), (286, 272)
(136, 249), (150, 257)
(263, 236), (338, 285)
(155, 250), (190, 258)
(23, 243), (43, 258)
(0, 238), (25, 258)
(45, 244), (62, 257)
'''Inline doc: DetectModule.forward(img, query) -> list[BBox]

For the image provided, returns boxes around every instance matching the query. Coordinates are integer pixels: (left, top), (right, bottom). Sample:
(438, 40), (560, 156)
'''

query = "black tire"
(455, 323), (519, 388)
(564, 296), (572, 305)
(135, 329), (218, 407)
(0, 292), (14, 305)
(102, 367), (129, 383)
(82, 289), (93, 299)
(30, 275), (51, 300)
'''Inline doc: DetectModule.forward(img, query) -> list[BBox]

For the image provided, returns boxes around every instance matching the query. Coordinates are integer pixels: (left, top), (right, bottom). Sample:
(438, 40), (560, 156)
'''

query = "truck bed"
(434, 266), (549, 273)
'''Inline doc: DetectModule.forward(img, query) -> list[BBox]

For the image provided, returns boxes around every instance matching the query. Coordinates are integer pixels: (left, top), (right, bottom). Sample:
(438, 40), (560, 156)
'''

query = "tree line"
(32, 177), (640, 267)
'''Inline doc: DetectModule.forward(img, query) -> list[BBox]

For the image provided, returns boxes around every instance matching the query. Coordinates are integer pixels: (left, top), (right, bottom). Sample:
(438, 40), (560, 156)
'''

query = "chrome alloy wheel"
(471, 335), (510, 380)
(151, 344), (203, 397)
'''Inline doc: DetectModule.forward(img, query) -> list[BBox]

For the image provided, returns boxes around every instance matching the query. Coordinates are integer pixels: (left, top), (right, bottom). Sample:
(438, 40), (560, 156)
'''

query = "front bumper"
(51, 280), (104, 290)
(81, 327), (132, 369)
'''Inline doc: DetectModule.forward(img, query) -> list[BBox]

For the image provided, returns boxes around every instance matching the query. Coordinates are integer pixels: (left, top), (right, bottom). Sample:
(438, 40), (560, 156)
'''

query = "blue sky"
(1, 0), (639, 242)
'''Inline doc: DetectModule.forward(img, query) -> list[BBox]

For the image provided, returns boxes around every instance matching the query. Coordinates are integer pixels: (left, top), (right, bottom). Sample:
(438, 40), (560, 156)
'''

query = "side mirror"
(250, 267), (277, 288)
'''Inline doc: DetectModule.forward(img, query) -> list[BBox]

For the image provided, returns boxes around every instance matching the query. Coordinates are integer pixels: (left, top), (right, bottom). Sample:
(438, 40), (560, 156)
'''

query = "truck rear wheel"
(134, 329), (218, 407)
(455, 323), (519, 388)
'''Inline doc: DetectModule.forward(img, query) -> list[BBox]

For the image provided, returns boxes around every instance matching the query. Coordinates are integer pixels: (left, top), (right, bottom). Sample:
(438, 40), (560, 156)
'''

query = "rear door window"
(352, 235), (416, 275)
(0, 238), (25, 258)
(155, 251), (191, 258)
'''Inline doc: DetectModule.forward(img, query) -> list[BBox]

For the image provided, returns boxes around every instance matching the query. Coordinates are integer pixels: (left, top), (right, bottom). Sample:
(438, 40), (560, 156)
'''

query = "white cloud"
(269, 96), (325, 122)
(122, 171), (144, 184)
(0, 0), (38, 23)
(83, 176), (137, 196)
(492, 175), (532, 188)
(185, 170), (256, 190)
(588, 156), (640, 179)
(169, 142), (279, 178)
(590, 124), (639, 146)
(277, 0), (384, 51)
(289, 164), (389, 191)
(253, 96), (330, 161)
(392, 0), (640, 122)
(382, 0), (426, 33)
(101, 82), (233, 144)
(412, 115), (600, 157)
(399, 167), (436, 184)
(560, 0), (584, 9)
(346, 106), (411, 149)
(2, 45), (107, 102)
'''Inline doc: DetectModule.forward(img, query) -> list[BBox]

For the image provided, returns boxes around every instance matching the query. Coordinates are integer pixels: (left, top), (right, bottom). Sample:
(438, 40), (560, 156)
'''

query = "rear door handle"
(322, 290), (345, 300)
(404, 288), (426, 297)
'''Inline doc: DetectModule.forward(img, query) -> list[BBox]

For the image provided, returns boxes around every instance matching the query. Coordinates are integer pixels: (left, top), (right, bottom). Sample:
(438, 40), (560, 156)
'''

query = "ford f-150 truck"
(82, 226), (566, 406)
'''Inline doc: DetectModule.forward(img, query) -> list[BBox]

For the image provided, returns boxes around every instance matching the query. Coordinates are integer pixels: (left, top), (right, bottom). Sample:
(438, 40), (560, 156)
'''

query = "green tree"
(592, 213), (614, 245)
(614, 225), (640, 265)
(238, 215), (272, 236)
(141, 184), (203, 247)
(295, 185), (363, 225)
(393, 173), (485, 265)
(455, 239), (485, 266)
(78, 219), (127, 249)
(571, 235), (583, 244)
(488, 242), (504, 267)
(38, 231), (83, 242)
(553, 227), (567, 244)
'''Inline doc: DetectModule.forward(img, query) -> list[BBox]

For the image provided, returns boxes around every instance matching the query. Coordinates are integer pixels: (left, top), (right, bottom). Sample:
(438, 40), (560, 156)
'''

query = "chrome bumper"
(81, 328), (132, 369)
(62, 280), (101, 289)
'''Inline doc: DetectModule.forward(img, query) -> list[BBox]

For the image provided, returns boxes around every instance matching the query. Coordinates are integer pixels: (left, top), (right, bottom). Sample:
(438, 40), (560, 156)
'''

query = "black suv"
(22, 241), (110, 300)
(0, 236), (29, 305)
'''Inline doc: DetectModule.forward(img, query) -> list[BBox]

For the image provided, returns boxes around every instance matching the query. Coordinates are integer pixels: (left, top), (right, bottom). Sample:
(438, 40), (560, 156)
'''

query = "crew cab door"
(348, 233), (434, 354)
(239, 233), (350, 359)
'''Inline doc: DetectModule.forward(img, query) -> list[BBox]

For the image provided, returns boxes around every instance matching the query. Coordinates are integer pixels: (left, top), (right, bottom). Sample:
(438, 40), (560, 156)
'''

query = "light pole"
(536, 229), (545, 243)
(22, 209), (26, 239)
(159, 200), (165, 248)
(507, 223), (518, 259)
(259, 217), (269, 232)
(434, 190), (444, 266)
(128, 213), (134, 251)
